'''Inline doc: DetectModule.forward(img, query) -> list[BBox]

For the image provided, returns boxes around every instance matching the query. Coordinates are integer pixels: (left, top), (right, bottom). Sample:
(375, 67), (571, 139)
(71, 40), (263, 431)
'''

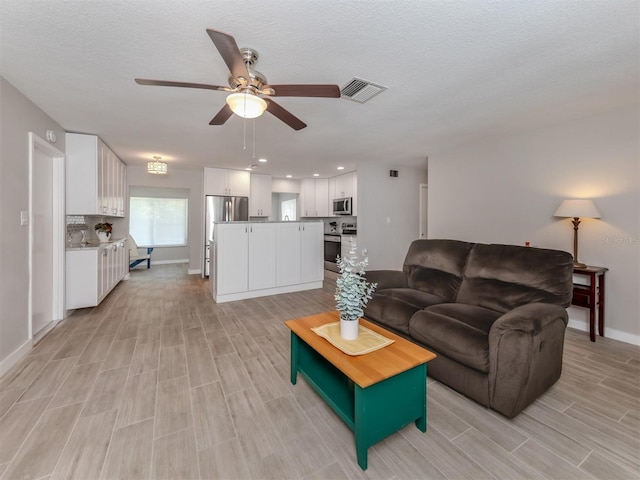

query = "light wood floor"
(1, 264), (638, 480)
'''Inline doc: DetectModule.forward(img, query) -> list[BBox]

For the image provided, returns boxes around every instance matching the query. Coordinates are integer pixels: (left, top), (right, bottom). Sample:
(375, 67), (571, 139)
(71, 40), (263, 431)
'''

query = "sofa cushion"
(456, 244), (574, 312)
(364, 288), (447, 334)
(403, 239), (474, 301)
(409, 304), (502, 373)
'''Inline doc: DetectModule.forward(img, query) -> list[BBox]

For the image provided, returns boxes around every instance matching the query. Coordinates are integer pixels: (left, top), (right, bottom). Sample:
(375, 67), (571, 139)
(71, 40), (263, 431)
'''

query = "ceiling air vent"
(340, 77), (387, 103)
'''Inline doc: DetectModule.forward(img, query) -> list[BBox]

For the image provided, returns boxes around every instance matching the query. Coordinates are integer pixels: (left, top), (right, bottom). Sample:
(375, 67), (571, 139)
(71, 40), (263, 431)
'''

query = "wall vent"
(340, 77), (387, 103)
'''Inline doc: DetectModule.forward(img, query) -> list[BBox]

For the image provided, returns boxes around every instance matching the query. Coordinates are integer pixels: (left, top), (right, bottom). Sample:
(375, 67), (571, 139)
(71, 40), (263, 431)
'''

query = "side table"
(572, 266), (608, 342)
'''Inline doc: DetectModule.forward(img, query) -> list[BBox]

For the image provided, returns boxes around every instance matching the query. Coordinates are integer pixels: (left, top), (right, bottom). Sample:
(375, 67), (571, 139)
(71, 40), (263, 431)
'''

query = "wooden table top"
(285, 311), (436, 388)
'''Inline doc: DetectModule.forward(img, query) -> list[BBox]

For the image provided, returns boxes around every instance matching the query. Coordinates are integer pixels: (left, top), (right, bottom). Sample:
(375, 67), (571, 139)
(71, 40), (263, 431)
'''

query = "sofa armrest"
(488, 303), (568, 418)
(363, 270), (408, 290)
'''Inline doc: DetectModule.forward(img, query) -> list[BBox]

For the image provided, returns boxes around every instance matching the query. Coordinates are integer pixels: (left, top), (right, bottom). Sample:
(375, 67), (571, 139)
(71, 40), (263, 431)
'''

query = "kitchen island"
(210, 221), (324, 303)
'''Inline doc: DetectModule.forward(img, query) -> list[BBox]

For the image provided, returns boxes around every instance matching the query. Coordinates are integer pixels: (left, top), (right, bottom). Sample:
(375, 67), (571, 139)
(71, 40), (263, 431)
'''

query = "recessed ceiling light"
(258, 158), (267, 163)
(286, 174), (292, 178)
(337, 166), (345, 170)
(313, 173), (319, 177)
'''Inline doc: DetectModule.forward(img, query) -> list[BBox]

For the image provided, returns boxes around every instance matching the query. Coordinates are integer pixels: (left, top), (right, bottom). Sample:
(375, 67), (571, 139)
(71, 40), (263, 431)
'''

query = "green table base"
(290, 332), (428, 470)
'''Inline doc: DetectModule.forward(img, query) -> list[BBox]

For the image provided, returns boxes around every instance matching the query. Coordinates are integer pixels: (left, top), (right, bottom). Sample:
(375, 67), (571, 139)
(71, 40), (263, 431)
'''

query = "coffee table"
(284, 311), (436, 470)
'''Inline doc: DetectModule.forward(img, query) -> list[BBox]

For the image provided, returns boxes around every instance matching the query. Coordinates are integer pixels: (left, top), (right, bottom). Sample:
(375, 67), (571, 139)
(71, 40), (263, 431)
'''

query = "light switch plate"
(20, 210), (29, 226)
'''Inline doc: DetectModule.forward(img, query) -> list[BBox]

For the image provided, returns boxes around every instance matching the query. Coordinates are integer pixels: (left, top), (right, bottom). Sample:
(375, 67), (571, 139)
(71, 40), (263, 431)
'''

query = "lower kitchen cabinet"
(211, 222), (323, 303)
(215, 223), (249, 296)
(66, 239), (127, 309)
(249, 223), (277, 290)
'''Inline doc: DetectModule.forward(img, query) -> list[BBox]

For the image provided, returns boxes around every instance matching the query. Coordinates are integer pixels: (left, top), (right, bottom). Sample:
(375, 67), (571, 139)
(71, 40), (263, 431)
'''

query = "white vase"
(97, 231), (110, 242)
(340, 318), (359, 340)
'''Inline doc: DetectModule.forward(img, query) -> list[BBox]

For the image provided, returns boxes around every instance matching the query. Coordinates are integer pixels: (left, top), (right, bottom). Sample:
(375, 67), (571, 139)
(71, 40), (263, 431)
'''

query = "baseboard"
(0, 338), (32, 378)
(151, 259), (189, 265)
(188, 269), (201, 275)
(567, 319), (640, 346)
(213, 281), (323, 303)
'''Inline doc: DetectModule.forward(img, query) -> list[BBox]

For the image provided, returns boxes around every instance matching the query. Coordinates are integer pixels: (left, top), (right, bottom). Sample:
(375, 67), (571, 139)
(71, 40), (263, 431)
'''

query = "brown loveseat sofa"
(363, 239), (574, 418)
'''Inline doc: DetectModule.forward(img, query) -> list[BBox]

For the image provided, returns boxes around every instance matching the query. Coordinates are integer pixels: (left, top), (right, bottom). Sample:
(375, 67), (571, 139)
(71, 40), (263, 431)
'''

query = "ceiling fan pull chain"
(243, 109), (247, 150)
(252, 118), (256, 159)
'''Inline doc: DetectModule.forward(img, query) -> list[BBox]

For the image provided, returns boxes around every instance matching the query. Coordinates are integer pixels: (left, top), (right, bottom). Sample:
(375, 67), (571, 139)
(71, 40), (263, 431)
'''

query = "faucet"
(284, 215), (289, 221)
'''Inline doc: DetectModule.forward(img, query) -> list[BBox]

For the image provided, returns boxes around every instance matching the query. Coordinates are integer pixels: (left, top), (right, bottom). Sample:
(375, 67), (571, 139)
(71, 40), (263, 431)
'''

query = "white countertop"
(66, 237), (126, 251)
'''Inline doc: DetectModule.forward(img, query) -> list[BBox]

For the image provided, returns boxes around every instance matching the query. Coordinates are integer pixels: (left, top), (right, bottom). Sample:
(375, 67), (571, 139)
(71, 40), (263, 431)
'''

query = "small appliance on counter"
(329, 221), (338, 233)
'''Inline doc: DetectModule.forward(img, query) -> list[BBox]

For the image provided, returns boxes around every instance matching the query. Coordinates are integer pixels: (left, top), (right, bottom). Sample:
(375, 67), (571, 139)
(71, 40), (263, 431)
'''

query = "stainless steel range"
(324, 234), (341, 272)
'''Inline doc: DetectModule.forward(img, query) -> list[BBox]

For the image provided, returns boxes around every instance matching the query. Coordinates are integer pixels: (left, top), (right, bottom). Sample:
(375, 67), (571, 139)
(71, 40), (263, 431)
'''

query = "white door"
(217, 223), (249, 295)
(276, 223), (301, 286)
(301, 222), (323, 283)
(248, 223), (276, 290)
(29, 133), (65, 338)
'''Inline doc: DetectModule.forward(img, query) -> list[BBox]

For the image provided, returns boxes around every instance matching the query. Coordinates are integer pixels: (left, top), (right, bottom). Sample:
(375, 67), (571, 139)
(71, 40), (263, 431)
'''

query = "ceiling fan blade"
(209, 104), (234, 125)
(264, 99), (307, 130)
(265, 84), (341, 98)
(135, 78), (230, 91)
(206, 29), (250, 82)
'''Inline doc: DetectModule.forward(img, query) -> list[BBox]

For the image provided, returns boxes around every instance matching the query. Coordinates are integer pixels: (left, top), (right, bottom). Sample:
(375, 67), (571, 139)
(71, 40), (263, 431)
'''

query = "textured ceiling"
(1, 0), (638, 178)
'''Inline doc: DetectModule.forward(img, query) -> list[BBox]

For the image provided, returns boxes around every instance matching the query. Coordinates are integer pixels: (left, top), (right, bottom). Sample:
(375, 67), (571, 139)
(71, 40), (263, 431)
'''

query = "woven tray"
(311, 322), (394, 356)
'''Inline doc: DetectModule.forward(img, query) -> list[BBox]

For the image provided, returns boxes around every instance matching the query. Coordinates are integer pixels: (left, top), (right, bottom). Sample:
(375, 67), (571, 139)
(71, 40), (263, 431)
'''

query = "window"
(129, 187), (189, 247)
(275, 193), (297, 221)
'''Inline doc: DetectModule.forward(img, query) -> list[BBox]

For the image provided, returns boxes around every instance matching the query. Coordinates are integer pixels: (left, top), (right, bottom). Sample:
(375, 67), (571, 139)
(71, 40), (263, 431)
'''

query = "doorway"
(29, 133), (65, 339)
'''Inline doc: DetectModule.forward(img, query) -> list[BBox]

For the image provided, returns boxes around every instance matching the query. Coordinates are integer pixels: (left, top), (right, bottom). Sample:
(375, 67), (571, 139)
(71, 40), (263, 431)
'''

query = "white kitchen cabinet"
(249, 174), (272, 217)
(301, 221), (324, 283)
(300, 178), (329, 217)
(248, 223), (276, 290)
(211, 221), (323, 302)
(276, 222), (302, 286)
(66, 133), (126, 217)
(66, 239), (127, 309)
(204, 167), (250, 196)
(215, 223), (249, 295)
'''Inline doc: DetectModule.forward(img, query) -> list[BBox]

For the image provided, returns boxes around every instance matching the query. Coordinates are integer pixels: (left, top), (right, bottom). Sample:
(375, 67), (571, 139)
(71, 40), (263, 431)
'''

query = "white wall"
(358, 162), (428, 270)
(127, 166), (203, 273)
(429, 104), (640, 344)
(0, 77), (67, 369)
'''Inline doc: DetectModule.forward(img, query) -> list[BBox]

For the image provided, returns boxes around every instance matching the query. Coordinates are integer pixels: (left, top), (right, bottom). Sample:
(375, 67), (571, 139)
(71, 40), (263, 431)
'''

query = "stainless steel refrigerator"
(204, 195), (248, 276)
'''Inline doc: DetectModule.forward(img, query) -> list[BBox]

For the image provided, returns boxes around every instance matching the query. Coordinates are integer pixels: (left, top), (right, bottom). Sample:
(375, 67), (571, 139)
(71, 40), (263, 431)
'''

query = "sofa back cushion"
(456, 244), (574, 312)
(403, 239), (474, 301)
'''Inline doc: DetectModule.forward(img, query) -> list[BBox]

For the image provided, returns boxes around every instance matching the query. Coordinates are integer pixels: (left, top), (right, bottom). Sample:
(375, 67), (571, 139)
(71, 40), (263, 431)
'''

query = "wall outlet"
(386, 217), (391, 224)
(20, 211), (29, 226)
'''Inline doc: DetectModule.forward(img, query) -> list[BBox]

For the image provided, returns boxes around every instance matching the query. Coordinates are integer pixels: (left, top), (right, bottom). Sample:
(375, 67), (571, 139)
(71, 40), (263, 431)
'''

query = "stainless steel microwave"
(333, 197), (352, 215)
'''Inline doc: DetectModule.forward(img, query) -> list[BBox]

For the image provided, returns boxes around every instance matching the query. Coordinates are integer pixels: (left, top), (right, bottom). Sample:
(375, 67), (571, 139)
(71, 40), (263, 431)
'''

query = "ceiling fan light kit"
(135, 28), (340, 130)
(226, 92), (267, 118)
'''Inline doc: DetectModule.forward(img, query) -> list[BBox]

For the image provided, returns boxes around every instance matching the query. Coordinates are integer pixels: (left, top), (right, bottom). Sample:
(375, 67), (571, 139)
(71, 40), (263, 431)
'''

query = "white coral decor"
(334, 240), (377, 322)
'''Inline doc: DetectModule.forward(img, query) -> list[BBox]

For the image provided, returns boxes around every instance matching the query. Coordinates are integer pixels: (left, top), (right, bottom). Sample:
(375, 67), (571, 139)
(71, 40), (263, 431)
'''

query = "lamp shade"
(554, 199), (601, 219)
(226, 92), (267, 119)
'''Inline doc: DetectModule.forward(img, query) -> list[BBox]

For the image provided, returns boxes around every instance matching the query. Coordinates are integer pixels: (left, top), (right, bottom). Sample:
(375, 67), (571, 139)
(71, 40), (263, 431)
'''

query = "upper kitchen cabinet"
(331, 172), (357, 216)
(249, 173), (272, 217)
(300, 178), (329, 217)
(204, 167), (250, 196)
(66, 133), (127, 217)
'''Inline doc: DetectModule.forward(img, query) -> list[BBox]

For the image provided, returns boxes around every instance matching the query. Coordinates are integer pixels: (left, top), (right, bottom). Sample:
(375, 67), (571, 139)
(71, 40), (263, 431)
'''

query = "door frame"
(419, 183), (428, 239)
(28, 132), (65, 339)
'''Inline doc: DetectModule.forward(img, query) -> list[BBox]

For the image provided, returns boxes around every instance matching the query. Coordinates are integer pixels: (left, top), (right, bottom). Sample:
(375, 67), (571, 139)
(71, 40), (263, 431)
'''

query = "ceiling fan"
(135, 28), (341, 130)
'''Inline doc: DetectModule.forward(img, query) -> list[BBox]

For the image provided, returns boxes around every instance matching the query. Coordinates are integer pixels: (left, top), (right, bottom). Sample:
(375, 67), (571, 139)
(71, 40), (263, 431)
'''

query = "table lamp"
(554, 199), (601, 268)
